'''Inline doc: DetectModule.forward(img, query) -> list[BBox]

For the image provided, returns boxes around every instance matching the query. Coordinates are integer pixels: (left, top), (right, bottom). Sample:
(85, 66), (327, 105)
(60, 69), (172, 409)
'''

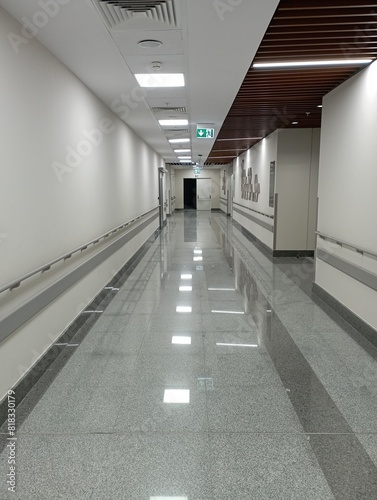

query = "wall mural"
(241, 159), (261, 202)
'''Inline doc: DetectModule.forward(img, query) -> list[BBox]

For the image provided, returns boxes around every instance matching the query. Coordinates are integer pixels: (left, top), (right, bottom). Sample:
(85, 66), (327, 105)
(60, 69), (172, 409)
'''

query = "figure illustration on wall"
(241, 161), (261, 202)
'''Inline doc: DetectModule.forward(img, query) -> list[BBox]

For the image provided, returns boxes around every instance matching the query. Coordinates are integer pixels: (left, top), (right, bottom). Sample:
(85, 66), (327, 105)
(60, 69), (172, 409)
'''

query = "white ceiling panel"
(0, 0), (279, 168)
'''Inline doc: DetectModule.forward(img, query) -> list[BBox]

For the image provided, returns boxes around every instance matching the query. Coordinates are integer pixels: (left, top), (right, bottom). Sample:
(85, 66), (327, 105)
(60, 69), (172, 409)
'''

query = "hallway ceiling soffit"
(208, 0), (377, 165)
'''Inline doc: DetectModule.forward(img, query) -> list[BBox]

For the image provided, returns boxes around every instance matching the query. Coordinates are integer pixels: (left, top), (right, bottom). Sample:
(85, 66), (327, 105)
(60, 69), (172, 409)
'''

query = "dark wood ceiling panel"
(208, 0), (377, 164)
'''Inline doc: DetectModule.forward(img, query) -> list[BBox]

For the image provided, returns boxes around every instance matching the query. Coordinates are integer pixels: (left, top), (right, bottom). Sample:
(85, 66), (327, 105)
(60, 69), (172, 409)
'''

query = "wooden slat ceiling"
(207, 0), (377, 164)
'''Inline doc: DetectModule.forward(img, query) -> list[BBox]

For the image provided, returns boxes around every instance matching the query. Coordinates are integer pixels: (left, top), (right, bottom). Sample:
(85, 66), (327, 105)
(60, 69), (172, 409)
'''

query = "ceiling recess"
(94, 0), (178, 30)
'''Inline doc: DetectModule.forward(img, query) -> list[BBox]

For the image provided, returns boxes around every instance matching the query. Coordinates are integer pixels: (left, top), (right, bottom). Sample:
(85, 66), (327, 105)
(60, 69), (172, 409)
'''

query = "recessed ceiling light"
(180, 160), (192, 163)
(253, 59), (372, 69)
(138, 39), (163, 49)
(174, 149), (191, 153)
(193, 256), (203, 261)
(317, 105), (323, 108)
(135, 74), (185, 88)
(159, 119), (188, 127)
(179, 286), (192, 291)
(181, 274), (192, 279)
(292, 121), (299, 125)
(169, 138), (190, 144)
(178, 156), (191, 159)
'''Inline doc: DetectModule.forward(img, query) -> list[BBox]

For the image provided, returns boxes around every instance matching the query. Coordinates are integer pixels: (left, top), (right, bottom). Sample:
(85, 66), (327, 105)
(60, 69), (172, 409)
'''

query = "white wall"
(233, 132), (278, 249)
(316, 60), (377, 331)
(0, 7), (163, 398)
(174, 169), (221, 209)
(275, 128), (320, 251)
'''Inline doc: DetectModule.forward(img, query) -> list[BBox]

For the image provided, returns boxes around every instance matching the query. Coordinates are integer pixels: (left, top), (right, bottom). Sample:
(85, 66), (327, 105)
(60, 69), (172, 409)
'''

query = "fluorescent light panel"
(163, 389), (190, 404)
(193, 249), (202, 254)
(159, 119), (188, 127)
(178, 156), (191, 159)
(193, 256), (203, 261)
(179, 286), (192, 291)
(174, 149), (191, 153)
(169, 138), (190, 143)
(135, 73), (185, 87)
(253, 59), (372, 69)
(181, 274), (192, 279)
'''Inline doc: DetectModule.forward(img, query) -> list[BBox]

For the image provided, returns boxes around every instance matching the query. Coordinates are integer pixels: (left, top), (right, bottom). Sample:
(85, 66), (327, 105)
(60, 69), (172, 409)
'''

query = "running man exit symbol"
(196, 127), (215, 139)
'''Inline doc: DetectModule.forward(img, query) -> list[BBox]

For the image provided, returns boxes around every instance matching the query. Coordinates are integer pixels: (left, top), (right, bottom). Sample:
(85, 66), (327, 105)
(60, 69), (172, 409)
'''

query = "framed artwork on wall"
(269, 161), (276, 208)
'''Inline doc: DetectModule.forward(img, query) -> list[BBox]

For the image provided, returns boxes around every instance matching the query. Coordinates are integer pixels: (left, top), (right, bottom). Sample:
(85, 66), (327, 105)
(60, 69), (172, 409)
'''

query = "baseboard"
(273, 250), (315, 258)
(312, 282), (377, 348)
(232, 219), (274, 258)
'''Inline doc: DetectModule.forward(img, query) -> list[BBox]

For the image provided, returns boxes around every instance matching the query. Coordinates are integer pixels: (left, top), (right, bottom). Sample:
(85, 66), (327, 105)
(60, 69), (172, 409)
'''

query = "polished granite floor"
(1, 211), (377, 499)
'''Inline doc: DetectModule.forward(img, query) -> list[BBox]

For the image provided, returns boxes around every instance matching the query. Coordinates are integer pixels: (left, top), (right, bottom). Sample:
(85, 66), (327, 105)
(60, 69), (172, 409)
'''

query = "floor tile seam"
(8, 430), (213, 437)
(201, 329), (213, 435)
(9, 430), (377, 438)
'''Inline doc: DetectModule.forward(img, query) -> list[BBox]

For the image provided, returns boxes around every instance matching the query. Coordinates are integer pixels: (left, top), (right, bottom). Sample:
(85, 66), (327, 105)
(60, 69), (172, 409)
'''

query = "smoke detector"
(151, 61), (163, 72)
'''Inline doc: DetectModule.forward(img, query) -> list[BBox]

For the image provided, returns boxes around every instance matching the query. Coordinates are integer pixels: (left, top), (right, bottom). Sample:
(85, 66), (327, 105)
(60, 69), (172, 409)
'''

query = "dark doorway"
(184, 179), (197, 209)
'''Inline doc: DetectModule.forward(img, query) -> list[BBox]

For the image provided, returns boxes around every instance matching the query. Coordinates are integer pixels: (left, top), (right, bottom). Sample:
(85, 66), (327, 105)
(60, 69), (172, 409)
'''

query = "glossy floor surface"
(2, 211), (377, 499)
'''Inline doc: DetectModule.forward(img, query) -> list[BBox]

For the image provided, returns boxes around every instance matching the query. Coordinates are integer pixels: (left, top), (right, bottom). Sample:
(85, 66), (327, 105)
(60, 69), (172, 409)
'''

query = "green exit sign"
(196, 127), (215, 139)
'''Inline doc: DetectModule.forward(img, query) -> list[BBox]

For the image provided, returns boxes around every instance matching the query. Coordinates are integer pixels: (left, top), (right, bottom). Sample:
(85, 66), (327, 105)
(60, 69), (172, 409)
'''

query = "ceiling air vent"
(152, 107), (187, 114)
(94, 0), (178, 30)
(166, 162), (195, 166)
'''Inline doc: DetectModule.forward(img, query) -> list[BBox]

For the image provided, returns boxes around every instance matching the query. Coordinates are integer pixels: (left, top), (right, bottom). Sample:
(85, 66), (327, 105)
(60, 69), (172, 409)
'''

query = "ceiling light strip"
(253, 59), (372, 69)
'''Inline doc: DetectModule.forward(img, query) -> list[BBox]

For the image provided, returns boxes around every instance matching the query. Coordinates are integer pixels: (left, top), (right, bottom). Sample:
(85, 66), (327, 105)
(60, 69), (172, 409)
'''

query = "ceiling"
(0, 0), (279, 168)
(209, 0), (377, 164)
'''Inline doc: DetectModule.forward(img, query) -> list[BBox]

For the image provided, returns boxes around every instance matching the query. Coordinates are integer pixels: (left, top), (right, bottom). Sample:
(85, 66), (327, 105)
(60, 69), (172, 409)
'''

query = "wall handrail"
(0, 207), (159, 295)
(232, 202), (274, 220)
(316, 231), (377, 259)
